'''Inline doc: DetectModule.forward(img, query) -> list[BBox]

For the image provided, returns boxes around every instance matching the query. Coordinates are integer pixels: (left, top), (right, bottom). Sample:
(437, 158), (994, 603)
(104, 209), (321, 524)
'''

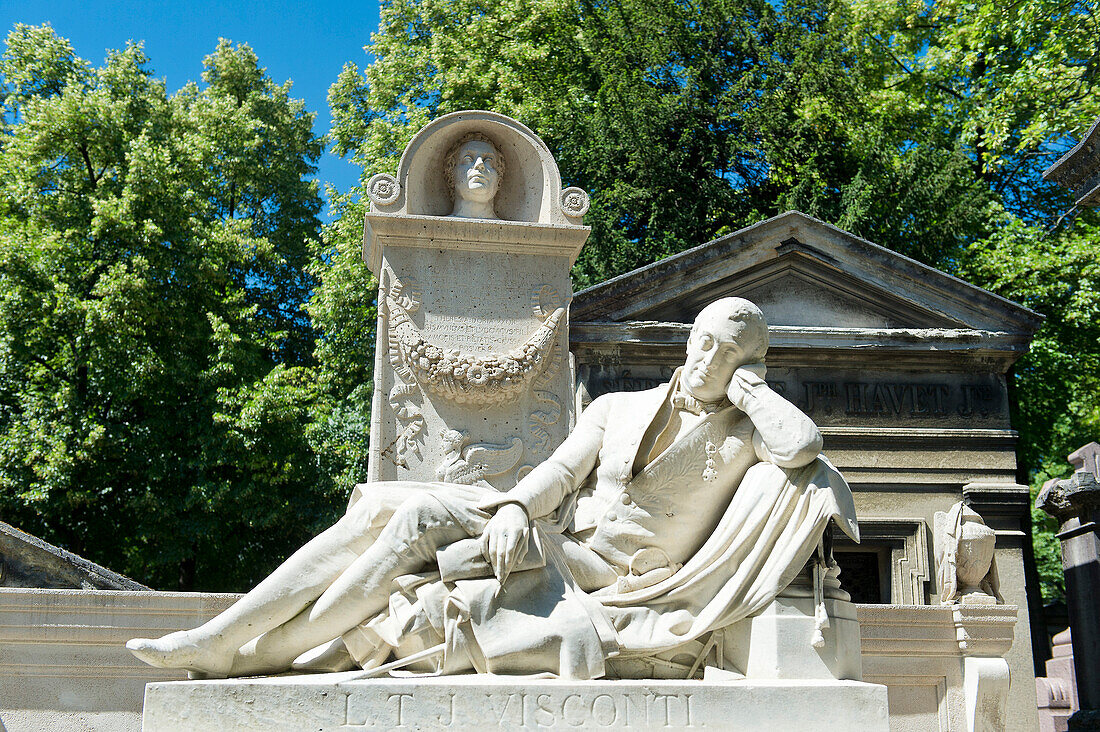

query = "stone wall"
(0, 588), (237, 732)
(0, 589), (1021, 731)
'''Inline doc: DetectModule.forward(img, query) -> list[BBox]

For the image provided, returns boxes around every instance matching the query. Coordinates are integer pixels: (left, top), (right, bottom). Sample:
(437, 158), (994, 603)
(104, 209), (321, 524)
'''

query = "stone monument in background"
(1037, 444), (1100, 731)
(1040, 112), (1100, 731)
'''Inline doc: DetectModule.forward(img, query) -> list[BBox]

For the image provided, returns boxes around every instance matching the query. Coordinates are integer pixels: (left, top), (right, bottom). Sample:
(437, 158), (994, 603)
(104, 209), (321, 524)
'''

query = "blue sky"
(1, 0), (382, 222)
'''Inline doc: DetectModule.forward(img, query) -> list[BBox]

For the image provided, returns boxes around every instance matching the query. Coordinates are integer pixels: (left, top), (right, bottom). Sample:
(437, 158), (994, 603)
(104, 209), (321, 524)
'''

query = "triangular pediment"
(572, 212), (1042, 334)
(0, 521), (149, 590)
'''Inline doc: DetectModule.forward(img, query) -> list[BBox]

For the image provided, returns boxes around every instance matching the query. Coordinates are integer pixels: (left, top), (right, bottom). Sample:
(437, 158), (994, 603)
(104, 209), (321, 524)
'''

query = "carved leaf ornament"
(385, 280), (565, 407)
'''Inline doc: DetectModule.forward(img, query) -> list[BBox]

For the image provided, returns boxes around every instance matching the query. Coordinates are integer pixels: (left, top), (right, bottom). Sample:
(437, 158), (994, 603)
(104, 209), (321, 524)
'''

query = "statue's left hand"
(481, 502), (530, 584)
(726, 362), (767, 409)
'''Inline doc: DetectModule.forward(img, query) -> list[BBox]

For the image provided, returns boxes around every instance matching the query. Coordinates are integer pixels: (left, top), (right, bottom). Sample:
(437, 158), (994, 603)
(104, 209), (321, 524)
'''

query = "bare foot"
(126, 631), (232, 678)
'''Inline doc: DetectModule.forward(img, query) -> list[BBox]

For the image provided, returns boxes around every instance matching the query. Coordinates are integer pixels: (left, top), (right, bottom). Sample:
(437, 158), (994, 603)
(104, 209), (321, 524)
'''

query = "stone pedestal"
(721, 595), (863, 682)
(1037, 443), (1100, 730)
(1037, 628), (1077, 732)
(140, 675), (889, 731)
(858, 603), (1018, 732)
(0, 588), (238, 732)
(362, 111), (589, 489)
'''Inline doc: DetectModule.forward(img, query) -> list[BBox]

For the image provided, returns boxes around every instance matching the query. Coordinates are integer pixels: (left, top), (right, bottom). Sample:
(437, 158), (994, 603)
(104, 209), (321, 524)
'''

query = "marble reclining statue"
(127, 131), (859, 682)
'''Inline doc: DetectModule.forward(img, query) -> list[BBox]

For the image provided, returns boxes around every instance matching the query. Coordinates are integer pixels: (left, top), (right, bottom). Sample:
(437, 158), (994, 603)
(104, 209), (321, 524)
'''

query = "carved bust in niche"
(446, 133), (505, 219)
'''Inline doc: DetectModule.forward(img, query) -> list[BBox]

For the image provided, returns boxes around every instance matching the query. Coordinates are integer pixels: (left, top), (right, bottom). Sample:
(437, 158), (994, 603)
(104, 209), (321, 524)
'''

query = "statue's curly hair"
(444, 132), (506, 201)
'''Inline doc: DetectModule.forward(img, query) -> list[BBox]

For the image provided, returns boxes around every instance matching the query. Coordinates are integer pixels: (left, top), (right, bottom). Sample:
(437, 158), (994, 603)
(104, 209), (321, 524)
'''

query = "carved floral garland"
(385, 276), (565, 407)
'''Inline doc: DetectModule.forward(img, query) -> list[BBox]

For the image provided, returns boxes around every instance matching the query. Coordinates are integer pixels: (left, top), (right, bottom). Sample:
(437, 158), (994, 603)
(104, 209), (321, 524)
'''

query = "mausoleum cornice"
(1043, 115), (1100, 207)
(570, 321), (1032, 370)
(571, 211), (1044, 337)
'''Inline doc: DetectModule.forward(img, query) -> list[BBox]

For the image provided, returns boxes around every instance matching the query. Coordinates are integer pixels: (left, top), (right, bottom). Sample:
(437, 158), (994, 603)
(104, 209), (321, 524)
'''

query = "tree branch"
(78, 141), (97, 189)
(869, 35), (964, 100)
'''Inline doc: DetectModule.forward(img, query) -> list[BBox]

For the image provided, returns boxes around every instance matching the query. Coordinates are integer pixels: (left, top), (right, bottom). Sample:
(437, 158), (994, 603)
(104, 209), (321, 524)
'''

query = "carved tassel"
(811, 549), (830, 649)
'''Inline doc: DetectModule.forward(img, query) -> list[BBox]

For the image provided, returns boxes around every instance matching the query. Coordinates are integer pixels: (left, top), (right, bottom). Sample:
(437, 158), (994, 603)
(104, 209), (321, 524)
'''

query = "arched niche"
(367, 110), (586, 226)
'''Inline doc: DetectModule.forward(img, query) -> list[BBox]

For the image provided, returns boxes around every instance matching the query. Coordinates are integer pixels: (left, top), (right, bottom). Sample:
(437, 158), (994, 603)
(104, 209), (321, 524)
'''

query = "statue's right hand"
(481, 502), (530, 585)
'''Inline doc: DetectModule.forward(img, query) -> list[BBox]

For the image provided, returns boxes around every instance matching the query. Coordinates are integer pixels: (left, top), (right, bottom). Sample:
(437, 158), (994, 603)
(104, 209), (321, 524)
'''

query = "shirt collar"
(670, 379), (729, 416)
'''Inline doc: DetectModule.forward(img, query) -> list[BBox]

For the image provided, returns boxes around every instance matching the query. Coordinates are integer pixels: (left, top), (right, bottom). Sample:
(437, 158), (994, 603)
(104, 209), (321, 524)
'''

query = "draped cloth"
(340, 456), (857, 680)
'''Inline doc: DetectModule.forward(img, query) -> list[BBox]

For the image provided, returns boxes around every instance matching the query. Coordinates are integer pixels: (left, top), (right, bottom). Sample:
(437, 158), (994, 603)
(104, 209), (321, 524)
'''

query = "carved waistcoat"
(574, 388), (759, 572)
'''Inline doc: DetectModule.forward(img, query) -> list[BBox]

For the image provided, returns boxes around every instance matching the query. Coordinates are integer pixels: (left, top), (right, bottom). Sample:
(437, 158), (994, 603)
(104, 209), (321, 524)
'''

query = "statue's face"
(681, 310), (756, 402)
(452, 140), (501, 204)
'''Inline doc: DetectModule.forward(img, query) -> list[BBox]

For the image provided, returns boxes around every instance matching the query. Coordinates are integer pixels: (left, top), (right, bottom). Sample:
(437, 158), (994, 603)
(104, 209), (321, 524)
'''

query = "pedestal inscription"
(142, 676), (890, 731)
(581, 363), (1008, 427)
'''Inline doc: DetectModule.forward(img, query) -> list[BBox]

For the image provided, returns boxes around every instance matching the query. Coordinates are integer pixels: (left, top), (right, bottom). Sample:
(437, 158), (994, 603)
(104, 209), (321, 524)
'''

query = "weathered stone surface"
(858, 603), (1017, 732)
(1036, 628), (1077, 732)
(0, 588), (238, 732)
(0, 521), (148, 591)
(934, 502), (1000, 606)
(141, 675), (890, 731)
(569, 211), (1043, 337)
(1043, 115), (1100, 208)
(580, 361), (1013, 429)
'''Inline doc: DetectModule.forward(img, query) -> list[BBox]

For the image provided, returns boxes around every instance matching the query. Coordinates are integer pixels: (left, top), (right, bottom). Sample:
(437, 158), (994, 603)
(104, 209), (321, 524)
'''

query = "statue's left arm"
(727, 364), (822, 468)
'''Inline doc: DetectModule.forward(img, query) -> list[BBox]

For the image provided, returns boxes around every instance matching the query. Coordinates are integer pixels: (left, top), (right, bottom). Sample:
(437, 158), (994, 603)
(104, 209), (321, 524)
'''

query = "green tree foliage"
(304, 186), (374, 494)
(0, 26), (342, 590)
(328, 0), (999, 285)
(849, 0), (1100, 222)
(960, 219), (1100, 599)
(854, 0), (1100, 600)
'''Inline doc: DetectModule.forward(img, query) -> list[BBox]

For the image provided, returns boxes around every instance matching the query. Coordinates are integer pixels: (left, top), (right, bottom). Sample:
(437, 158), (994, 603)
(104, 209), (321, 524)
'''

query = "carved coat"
(343, 376), (858, 679)
(489, 377), (821, 572)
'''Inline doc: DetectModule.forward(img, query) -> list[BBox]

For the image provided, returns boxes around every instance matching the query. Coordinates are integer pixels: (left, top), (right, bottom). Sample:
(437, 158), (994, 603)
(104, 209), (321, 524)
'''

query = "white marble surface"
(126, 111), (869, 719)
(141, 675), (890, 731)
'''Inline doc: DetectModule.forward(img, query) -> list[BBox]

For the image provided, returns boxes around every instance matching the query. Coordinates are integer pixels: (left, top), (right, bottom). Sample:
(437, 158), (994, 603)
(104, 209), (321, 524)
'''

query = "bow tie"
(671, 389), (727, 416)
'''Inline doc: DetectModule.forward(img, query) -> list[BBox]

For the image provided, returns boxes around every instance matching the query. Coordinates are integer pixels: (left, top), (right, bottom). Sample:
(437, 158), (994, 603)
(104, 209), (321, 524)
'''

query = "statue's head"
(446, 133), (505, 218)
(440, 429), (467, 449)
(681, 298), (768, 402)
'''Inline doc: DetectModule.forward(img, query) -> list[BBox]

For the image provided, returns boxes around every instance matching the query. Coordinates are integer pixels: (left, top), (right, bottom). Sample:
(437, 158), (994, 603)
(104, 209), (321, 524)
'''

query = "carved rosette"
(385, 276), (565, 407)
(366, 173), (401, 206)
(560, 186), (590, 217)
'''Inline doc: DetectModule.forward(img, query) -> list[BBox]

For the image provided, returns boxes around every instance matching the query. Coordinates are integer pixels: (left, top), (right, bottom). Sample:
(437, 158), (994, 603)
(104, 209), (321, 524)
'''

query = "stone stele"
(362, 110), (590, 489)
